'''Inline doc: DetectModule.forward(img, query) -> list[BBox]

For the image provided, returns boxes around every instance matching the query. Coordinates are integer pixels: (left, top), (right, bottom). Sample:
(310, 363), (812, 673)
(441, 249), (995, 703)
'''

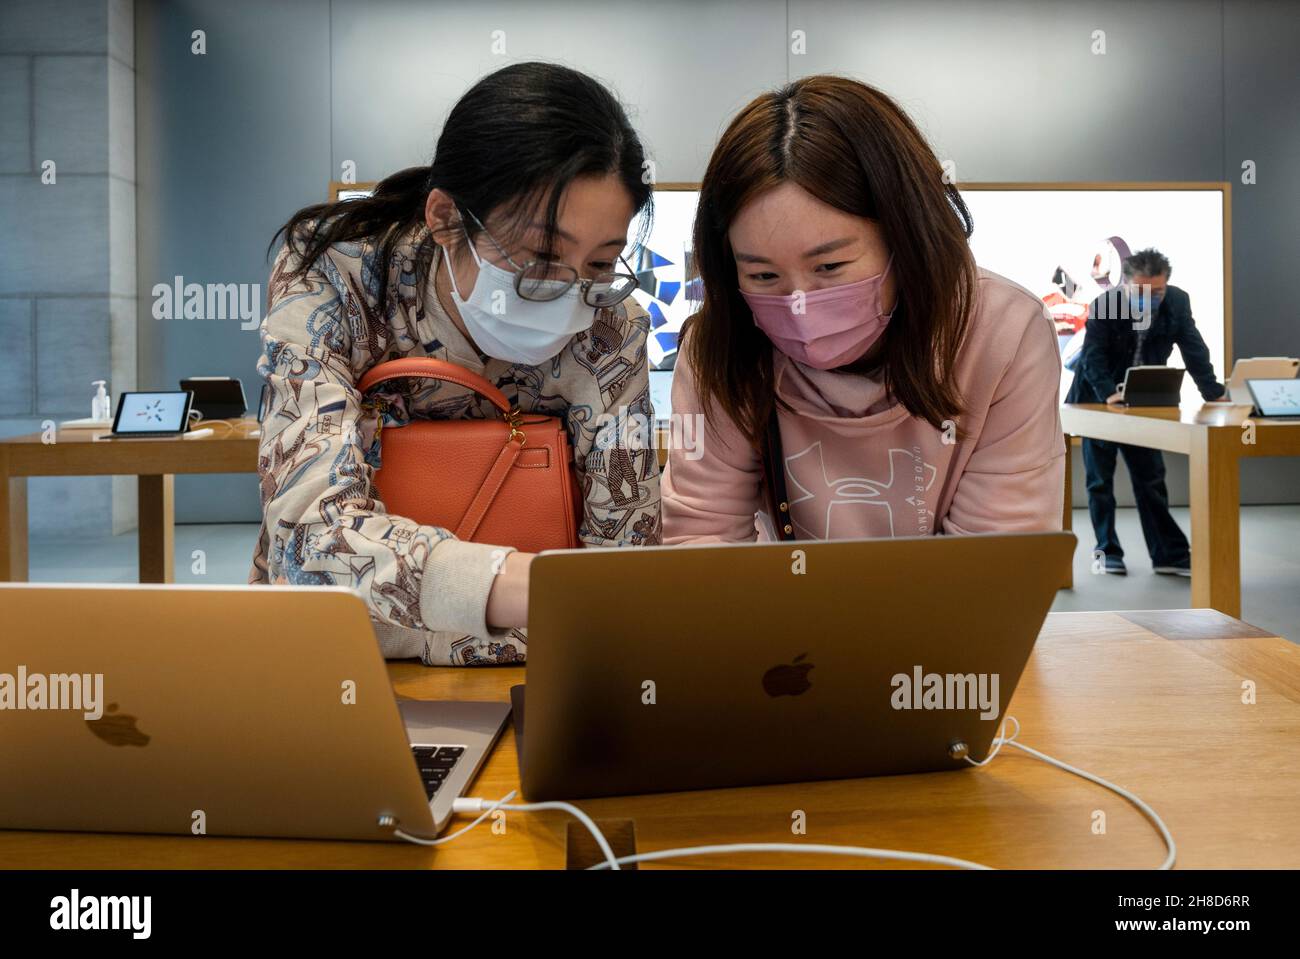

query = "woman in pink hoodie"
(662, 76), (1065, 543)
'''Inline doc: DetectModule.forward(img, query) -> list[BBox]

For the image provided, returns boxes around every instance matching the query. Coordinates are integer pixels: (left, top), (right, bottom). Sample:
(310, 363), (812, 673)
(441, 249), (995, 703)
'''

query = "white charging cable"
(392, 789), (624, 869)
(447, 796), (625, 868)
(390, 789), (518, 847)
(394, 717), (1177, 871)
(965, 716), (1177, 870)
(587, 843), (992, 871)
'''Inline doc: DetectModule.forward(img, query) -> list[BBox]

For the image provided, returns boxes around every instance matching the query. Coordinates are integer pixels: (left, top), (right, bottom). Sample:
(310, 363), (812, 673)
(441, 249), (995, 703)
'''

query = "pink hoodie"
(662, 268), (1066, 542)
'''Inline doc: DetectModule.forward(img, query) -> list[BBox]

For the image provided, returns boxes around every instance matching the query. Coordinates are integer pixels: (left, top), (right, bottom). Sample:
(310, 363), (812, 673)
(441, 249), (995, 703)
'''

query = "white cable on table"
(965, 716), (1176, 870)
(394, 790), (623, 870)
(393, 717), (1177, 871)
(391, 789), (517, 847)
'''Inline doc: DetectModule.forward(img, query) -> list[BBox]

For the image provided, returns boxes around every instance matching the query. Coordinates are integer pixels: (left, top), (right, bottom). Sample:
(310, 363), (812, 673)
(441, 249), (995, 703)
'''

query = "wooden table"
(0, 420), (666, 585)
(0, 419), (670, 582)
(0, 419), (261, 583)
(1060, 403), (1300, 617)
(2, 608), (1296, 870)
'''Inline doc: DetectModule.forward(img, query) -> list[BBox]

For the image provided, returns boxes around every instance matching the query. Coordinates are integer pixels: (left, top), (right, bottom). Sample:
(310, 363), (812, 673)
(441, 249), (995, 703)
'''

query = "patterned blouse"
(248, 224), (661, 665)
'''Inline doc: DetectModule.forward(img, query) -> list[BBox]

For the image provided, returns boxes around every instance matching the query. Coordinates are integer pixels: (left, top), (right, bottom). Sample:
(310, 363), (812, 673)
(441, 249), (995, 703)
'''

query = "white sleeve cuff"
(419, 538), (517, 640)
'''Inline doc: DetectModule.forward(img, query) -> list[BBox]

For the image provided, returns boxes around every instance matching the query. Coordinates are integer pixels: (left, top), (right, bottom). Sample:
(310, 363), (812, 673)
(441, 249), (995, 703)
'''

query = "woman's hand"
(485, 551), (536, 630)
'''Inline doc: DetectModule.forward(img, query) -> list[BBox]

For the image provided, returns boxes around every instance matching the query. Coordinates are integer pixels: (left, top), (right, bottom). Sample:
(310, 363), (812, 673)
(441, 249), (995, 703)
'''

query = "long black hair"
(270, 62), (653, 321)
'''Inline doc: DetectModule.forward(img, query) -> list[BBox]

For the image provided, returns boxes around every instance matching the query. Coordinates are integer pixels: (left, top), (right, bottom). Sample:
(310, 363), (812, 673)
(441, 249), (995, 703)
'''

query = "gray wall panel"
(787, 0), (1225, 182)
(329, 0), (789, 187)
(1223, 0), (1300, 503)
(135, 0), (331, 521)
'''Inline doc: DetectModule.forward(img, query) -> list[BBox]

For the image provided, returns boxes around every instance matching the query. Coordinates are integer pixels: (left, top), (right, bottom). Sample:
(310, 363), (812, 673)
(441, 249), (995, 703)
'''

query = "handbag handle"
(356, 356), (513, 417)
(356, 355), (526, 542)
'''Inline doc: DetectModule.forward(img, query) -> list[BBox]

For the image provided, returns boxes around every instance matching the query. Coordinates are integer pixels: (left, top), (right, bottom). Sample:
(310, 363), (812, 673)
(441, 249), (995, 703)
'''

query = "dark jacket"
(1065, 283), (1225, 403)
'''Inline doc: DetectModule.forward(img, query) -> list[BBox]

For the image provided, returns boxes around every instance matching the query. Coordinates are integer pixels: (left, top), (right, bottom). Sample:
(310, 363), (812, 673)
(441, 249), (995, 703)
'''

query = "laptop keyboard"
(411, 745), (465, 800)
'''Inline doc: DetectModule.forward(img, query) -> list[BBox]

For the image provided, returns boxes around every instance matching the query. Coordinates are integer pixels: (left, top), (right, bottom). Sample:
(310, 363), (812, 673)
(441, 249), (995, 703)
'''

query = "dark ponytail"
(269, 62), (653, 321)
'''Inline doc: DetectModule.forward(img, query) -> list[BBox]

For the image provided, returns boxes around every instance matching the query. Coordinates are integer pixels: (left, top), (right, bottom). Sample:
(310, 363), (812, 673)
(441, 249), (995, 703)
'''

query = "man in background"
(1065, 248), (1226, 576)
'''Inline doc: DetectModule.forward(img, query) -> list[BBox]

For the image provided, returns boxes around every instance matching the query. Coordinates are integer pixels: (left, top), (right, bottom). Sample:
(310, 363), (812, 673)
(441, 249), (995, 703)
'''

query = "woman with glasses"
(250, 63), (659, 666)
(662, 76), (1065, 544)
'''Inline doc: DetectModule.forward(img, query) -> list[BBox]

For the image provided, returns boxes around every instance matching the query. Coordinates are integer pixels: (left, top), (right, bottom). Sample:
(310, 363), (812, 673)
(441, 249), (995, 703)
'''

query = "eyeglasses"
(463, 208), (640, 308)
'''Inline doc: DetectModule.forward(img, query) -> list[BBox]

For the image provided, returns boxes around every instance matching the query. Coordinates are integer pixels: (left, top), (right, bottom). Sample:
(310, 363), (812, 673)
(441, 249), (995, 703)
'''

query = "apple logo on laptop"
(762, 653), (814, 697)
(86, 703), (150, 747)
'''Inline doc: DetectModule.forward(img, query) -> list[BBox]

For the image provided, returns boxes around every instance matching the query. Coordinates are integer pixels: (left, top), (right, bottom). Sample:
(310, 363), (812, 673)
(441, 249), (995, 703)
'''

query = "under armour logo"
(784, 444), (937, 538)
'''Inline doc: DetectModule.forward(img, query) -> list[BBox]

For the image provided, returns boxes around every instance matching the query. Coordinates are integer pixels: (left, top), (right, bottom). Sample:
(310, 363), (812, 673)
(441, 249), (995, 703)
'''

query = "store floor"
(24, 506), (1300, 645)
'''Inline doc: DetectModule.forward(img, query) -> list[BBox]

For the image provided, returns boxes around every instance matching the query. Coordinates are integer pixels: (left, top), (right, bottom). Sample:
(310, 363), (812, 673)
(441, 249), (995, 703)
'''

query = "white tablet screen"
(114, 392), (190, 433)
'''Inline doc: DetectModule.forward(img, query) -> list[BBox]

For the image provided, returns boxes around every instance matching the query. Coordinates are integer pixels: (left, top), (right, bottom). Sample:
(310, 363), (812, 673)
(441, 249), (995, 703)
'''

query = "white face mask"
(440, 230), (597, 366)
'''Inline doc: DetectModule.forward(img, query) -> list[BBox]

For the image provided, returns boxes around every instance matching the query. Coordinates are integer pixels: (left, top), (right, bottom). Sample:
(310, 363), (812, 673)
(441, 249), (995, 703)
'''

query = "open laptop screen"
(1247, 378), (1300, 417)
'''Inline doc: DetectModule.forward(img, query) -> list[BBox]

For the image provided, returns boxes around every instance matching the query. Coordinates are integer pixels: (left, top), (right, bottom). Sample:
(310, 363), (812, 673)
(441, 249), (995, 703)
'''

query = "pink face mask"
(742, 256), (896, 369)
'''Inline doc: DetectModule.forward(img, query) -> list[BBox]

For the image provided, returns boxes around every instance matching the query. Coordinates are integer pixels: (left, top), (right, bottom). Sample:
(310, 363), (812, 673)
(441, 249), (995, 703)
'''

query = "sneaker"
(1154, 562), (1192, 577)
(1101, 555), (1127, 575)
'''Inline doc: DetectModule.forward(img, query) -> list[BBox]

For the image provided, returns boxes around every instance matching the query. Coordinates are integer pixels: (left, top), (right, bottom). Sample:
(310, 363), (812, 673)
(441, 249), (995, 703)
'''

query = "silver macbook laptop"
(514, 531), (1075, 801)
(1227, 357), (1298, 405)
(0, 583), (509, 842)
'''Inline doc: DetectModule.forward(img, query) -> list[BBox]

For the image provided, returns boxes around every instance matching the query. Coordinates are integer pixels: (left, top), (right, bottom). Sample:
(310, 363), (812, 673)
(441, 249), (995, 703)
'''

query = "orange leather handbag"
(355, 357), (581, 554)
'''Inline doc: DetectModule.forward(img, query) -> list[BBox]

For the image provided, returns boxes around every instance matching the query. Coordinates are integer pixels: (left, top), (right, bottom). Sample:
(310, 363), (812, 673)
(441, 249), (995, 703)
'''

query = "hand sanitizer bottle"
(92, 380), (111, 421)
